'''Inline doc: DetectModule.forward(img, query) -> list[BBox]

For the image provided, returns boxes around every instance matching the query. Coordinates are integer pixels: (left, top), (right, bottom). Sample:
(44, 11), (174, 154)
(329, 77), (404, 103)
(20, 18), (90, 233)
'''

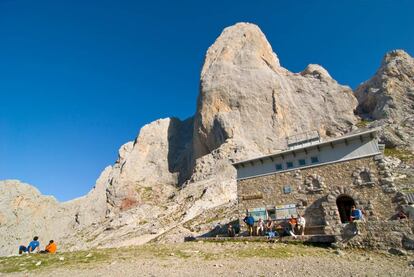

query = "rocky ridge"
(1, 22), (413, 257)
(356, 49), (414, 149)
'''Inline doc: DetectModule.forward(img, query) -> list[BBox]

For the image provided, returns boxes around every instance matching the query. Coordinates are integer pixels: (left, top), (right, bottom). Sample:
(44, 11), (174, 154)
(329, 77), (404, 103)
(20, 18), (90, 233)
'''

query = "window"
(286, 161), (294, 169)
(249, 208), (267, 222)
(266, 208), (276, 220)
(360, 171), (371, 184)
(311, 156), (319, 164)
(275, 164), (283, 170)
(283, 185), (292, 194)
(298, 159), (306, 166)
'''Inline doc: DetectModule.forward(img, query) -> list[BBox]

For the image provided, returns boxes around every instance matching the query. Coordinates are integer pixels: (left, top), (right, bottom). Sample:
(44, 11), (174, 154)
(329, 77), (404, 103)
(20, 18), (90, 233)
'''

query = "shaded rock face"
(355, 50), (414, 148)
(105, 118), (193, 212)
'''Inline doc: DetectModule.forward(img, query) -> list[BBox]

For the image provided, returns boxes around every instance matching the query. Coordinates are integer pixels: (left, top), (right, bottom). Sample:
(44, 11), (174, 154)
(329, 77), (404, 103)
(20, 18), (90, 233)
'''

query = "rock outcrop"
(4, 22), (410, 257)
(105, 118), (192, 212)
(0, 176), (107, 256)
(191, 23), (358, 181)
(355, 50), (414, 149)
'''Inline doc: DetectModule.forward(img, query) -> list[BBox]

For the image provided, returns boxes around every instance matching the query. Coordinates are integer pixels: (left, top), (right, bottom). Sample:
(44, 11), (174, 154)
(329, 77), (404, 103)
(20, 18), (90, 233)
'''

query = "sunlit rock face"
(11, 23), (414, 257)
(191, 22), (358, 181)
(355, 50), (414, 149)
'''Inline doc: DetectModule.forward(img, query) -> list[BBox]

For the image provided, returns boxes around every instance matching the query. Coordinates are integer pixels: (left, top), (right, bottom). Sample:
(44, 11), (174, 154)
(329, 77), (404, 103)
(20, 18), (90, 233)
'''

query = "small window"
(275, 164), (283, 170)
(311, 156), (319, 164)
(298, 159), (306, 166)
(286, 161), (294, 169)
(267, 208), (276, 220)
(283, 185), (292, 194)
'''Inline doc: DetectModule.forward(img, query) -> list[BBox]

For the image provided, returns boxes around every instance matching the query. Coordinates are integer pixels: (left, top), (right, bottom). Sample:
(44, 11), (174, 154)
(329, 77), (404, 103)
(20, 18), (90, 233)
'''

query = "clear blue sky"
(0, 0), (413, 201)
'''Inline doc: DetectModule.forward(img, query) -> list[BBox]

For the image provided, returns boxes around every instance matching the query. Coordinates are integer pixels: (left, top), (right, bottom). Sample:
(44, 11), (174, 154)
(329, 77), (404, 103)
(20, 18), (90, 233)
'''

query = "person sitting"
(243, 213), (255, 236)
(227, 225), (235, 237)
(265, 218), (274, 233)
(288, 215), (297, 238)
(19, 236), (40, 254)
(297, 213), (306, 237)
(267, 229), (279, 240)
(350, 205), (363, 235)
(256, 218), (264, 236)
(39, 240), (57, 254)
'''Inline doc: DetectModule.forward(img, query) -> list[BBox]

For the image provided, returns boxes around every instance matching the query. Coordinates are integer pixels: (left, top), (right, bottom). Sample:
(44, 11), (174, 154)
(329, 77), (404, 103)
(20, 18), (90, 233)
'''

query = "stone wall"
(237, 155), (398, 233)
(339, 219), (414, 251)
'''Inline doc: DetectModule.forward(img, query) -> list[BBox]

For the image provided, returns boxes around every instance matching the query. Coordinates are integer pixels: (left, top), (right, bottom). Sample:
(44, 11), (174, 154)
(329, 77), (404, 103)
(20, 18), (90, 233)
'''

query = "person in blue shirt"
(19, 236), (40, 254)
(243, 213), (255, 236)
(350, 206), (363, 235)
(351, 206), (363, 221)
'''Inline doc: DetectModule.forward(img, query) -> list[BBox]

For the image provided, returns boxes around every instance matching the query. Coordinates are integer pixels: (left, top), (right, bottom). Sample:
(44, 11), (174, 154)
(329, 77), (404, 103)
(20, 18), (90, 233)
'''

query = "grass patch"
(0, 242), (333, 274)
(384, 147), (414, 162)
(0, 249), (108, 274)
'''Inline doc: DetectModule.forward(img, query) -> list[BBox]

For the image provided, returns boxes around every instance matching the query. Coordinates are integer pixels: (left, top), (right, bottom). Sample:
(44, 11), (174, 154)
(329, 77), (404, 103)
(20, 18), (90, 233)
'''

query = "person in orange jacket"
(40, 240), (57, 254)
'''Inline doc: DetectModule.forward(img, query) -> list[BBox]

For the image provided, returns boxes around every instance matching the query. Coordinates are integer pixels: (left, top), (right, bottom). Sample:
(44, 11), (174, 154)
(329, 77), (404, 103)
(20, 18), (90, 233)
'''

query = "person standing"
(243, 213), (255, 236)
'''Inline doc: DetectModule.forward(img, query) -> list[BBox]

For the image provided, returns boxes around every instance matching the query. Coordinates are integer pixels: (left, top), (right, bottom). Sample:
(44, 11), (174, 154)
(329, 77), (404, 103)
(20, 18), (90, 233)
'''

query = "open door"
(336, 195), (355, 223)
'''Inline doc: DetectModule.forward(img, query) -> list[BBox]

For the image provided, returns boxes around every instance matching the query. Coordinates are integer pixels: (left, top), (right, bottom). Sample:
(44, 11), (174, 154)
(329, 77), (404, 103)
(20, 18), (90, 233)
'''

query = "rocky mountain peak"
(201, 23), (280, 79)
(355, 50), (414, 148)
(7, 22), (406, 257)
(193, 22), (357, 170)
(300, 64), (332, 80)
(382, 49), (412, 65)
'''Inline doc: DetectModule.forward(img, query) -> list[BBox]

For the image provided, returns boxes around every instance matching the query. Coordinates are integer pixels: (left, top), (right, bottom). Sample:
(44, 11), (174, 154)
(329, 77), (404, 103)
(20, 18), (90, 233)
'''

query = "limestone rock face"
(0, 177), (108, 256)
(193, 23), (358, 166)
(355, 50), (414, 148)
(0, 22), (375, 257)
(105, 117), (193, 212)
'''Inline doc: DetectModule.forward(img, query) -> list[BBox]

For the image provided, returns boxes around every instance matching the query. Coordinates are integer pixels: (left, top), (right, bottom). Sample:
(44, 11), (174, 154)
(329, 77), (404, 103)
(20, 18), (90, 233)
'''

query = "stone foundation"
(338, 219), (414, 251)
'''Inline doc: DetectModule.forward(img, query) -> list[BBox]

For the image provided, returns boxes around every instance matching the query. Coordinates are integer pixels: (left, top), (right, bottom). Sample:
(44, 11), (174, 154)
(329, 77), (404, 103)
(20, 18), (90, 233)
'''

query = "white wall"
(236, 136), (380, 180)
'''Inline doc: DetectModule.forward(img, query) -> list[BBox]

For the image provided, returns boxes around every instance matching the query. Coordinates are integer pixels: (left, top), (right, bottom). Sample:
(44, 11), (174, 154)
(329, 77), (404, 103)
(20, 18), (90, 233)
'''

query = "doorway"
(336, 195), (355, 223)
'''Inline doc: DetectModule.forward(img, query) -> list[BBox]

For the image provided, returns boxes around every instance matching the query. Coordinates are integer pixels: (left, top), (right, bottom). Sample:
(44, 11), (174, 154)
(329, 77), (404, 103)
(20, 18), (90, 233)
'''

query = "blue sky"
(0, 0), (413, 201)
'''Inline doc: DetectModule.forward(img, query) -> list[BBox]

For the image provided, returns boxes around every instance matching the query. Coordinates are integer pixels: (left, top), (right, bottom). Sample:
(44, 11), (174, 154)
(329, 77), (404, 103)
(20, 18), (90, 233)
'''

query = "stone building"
(233, 128), (398, 236)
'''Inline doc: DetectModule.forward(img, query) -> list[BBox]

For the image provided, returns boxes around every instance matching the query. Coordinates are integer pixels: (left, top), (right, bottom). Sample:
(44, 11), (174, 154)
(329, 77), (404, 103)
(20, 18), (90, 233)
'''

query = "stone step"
(194, 234), (335, 244)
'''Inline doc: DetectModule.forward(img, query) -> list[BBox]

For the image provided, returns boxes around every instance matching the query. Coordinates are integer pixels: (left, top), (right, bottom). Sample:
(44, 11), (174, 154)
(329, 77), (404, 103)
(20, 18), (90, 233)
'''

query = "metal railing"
(286, 130), (321, 149)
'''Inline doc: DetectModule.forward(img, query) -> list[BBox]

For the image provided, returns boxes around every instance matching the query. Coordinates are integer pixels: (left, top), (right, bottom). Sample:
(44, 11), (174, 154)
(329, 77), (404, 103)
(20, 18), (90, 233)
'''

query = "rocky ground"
(1, 242), (413, 277)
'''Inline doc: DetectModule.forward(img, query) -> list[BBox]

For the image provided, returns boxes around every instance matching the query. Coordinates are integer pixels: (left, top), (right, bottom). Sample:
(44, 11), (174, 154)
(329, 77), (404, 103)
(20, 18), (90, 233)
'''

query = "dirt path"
(1, 242), (413, 276)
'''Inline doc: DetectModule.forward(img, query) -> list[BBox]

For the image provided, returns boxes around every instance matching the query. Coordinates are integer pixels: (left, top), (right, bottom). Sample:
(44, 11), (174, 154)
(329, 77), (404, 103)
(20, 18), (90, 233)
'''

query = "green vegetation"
(0, 249), (108, 274)
(0, 242), (335, 274)
(356, 119), (371, 128)
(384, 147), (414, 162)
(135, 186), (154, 201)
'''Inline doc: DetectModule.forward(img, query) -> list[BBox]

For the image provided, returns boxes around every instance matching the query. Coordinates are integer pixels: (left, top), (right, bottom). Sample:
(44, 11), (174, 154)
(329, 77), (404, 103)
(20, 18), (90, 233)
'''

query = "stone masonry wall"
(237, 156), (398, 234)
(339, 219), (414, 251)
